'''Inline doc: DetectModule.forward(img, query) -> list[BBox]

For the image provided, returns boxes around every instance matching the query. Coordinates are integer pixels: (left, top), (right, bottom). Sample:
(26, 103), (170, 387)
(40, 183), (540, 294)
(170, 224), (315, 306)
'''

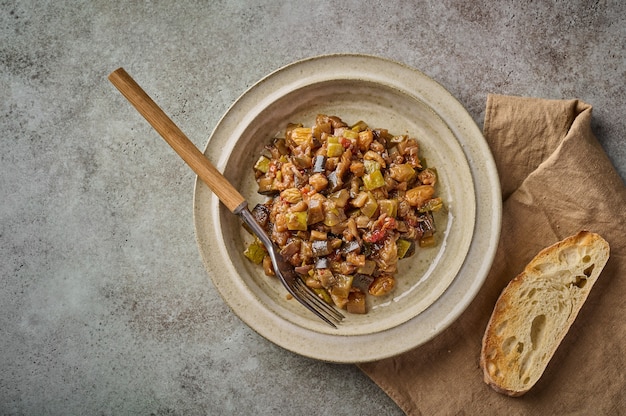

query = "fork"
(108, 68), (344, 328)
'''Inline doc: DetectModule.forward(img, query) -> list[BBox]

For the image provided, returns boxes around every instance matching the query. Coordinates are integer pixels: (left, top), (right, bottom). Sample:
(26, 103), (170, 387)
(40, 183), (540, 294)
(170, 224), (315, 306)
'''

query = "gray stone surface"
(1, 1), (624, 415)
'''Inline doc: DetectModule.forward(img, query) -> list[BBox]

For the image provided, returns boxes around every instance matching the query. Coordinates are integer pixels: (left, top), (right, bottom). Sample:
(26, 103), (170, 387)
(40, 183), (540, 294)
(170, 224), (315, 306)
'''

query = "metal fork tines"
(239, 207), (345, 328)
(268, 242), (345, 328)
(290, 275), (345, 327)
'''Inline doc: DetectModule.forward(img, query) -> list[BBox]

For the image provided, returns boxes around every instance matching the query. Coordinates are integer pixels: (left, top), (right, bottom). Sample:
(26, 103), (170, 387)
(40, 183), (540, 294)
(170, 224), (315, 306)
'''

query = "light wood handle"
(108, 67), (246, 213)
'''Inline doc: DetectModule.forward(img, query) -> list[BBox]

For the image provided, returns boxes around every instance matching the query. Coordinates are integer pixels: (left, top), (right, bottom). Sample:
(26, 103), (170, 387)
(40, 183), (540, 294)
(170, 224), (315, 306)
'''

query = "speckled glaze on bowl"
(193, 54), (501, 363)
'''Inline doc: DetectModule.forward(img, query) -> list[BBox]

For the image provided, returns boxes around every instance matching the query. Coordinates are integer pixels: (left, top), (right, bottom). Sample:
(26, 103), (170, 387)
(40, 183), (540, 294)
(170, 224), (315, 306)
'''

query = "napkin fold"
(359, 94), (626, 415)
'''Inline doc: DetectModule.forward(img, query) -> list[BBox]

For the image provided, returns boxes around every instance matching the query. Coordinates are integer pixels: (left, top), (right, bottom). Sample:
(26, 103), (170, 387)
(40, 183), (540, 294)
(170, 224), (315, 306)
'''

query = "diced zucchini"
(378, 199), (398, 218)
(418, 197), (444, 213)
(243, 239), (266, 264)
(342, 129), (359, 140)
(327, 142), (344, 157)
(363, 159), (380, 174)
(350, 120), (368, 132)
(397, 238), (415, 259)
(313, 287), (333, 304)
(360, 193), (378, 218)
(363, 169), (385, 190)
(253, 155), (271, 173)
(286, 211), (308, 231)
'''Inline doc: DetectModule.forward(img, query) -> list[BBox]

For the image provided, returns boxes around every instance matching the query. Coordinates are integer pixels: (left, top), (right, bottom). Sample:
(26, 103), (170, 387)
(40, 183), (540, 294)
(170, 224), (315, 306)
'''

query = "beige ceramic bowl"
(194, 54), (501, 363)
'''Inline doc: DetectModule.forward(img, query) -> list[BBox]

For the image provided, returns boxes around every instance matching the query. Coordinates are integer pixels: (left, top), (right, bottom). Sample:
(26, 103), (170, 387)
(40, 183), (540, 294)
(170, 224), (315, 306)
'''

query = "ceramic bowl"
(194, 54), (501, 363)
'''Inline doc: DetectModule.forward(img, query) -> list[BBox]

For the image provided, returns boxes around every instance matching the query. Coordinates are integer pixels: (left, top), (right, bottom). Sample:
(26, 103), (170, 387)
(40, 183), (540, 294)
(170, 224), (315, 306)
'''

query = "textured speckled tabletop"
(2, 1), (625, 415)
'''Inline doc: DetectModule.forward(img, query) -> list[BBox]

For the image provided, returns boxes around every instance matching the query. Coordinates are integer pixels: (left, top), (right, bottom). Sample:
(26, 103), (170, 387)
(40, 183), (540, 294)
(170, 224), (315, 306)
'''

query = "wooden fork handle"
(108, 67), (246, 213)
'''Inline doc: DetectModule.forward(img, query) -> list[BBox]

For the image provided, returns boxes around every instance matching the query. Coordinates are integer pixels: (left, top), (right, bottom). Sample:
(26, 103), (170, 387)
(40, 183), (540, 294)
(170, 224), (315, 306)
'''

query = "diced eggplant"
(310, 229), (327, 241)
(346, 291), (367, 314)
(293, 155), (312, 169)
(341, 239), (360, 254)
(359, 241), (374, 257)
(329, 188), (350, 208)
(307, 197), (325, 225)
(329, 274), (353, 308)
(280, 239), (301, 258)
(273, 137), (289, 155)
(418, 211), (435, 237)
(257, 176), (279, 196)
(315, 257), (330, 269)
(326, 170), (343, 193)
(251, 204), (271, 228)
(312, 155), (326, 173)
(356, 259), (376, 275)
(352, 273), (375, 292)
(419, 235), (436, 247)
(294, 264), (314, 275)
(315, 268), (335, 287)
(311, 240), (332, 257)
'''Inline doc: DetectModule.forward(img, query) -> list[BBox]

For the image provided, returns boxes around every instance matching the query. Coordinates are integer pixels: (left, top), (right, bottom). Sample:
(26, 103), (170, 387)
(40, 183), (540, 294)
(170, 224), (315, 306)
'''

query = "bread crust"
(480, 231), (610, 396)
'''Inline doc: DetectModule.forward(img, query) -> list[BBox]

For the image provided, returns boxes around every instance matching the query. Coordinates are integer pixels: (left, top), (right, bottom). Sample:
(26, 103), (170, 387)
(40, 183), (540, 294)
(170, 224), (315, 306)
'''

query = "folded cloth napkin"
(359, 94), (626, 415)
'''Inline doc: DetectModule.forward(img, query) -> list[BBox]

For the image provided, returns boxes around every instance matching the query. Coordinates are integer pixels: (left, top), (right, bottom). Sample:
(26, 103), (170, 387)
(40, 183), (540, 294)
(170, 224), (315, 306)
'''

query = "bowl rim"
(193, 53), (502, 363)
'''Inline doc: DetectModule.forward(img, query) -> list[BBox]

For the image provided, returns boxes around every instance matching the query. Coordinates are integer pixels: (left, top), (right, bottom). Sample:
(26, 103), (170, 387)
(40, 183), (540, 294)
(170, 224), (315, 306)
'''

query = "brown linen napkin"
(359, 94), (626, 415)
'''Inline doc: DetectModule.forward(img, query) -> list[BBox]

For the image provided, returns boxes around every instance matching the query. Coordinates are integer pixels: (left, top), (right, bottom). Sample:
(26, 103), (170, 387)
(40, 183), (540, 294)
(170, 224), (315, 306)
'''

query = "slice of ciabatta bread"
(480, 231), (610, 397)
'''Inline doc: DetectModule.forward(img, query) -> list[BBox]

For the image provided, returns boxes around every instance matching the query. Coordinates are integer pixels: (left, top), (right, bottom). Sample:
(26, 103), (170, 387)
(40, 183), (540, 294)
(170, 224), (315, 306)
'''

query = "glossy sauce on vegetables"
(244, 115), (442, 314)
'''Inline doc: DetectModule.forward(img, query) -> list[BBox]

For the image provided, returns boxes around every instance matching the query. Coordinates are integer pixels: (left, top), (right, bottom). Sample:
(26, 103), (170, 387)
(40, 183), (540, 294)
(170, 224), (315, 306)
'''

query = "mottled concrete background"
(1, 1), (624, 415)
